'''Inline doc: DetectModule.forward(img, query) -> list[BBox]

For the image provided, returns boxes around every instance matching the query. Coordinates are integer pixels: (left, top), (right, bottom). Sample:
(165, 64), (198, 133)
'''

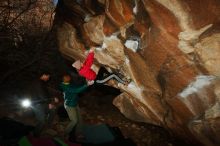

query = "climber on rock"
(72, 47), (128, 85)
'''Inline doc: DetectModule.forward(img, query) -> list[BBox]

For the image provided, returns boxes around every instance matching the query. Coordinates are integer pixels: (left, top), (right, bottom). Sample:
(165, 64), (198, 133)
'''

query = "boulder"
(55, 0), (220, 145)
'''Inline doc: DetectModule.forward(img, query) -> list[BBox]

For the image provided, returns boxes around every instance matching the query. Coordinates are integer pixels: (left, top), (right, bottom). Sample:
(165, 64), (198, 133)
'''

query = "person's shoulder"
(60, 82), (69, 89)
(70, 82), (86, 88)
(69, 82), (77, 88)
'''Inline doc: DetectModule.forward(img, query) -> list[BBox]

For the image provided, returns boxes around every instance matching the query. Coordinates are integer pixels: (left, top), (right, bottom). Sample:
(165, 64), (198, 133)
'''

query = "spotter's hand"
(89, 47), (95, 53)
(54, 97), (59, 103)
(49, 103), (55, 109)
(87, 80), (94, 86)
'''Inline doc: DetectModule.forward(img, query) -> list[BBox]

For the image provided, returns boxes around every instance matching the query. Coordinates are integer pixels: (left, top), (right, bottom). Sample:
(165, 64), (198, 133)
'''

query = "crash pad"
(82, 124), (115, 144)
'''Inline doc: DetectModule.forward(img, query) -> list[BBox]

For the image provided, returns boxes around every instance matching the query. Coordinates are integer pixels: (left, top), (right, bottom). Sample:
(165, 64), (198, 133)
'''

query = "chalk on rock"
(133, 0), (138, 14)
(178, 75), (216, 98)
(125, 40), (139, 52)
(102, 42), (107, 49)
(84, 14), (92, 22)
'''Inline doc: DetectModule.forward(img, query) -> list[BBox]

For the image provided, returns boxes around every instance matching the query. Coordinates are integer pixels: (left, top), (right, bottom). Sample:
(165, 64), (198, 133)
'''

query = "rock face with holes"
(55, 0), (220, 145)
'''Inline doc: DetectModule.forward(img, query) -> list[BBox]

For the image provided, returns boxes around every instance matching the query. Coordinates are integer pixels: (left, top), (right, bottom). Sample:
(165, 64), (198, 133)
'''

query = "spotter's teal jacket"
(60, 82), (87, 107)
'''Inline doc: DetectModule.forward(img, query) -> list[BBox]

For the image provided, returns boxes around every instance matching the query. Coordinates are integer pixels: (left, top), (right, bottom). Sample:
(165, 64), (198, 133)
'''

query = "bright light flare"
(21, 99), (31, 108)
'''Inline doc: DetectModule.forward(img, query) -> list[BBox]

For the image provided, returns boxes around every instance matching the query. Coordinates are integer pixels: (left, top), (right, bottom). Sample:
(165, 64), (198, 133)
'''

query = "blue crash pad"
(82, 124), (115, 144)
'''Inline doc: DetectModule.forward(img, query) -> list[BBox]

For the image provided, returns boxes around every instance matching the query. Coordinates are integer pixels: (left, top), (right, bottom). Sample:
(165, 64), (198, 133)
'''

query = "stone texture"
(57, 22), (86, 60)
(95, 35), (125, 69)
(113, 92), (151, 123)
(83, 15), (105, 44)
(195, 34), (220, 76)
(55, 0), (220, 145)
(105, 0), (134, 27)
